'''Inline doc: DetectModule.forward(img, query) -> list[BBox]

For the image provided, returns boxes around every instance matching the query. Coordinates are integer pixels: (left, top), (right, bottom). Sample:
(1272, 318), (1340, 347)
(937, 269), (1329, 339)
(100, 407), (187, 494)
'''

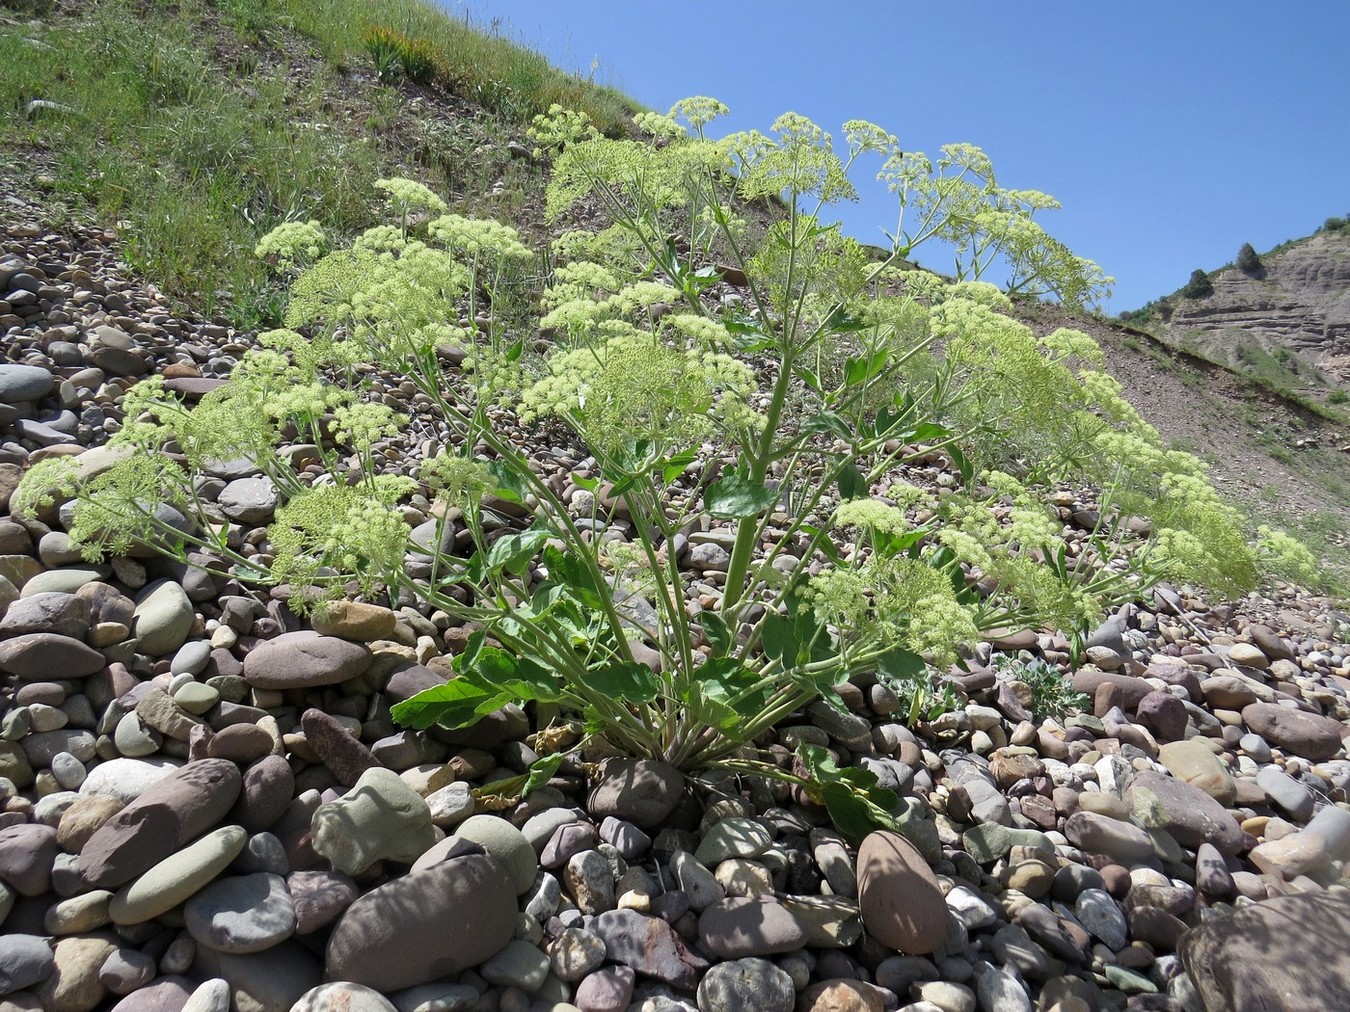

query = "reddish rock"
(856, 831), (949, 955)
(79, 758), (242, 888)
(1242, 702), (1345, 761)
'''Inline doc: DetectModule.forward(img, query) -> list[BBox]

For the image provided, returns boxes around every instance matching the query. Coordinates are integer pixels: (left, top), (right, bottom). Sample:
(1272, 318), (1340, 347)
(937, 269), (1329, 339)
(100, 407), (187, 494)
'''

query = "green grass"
(0, 0), (642, 326)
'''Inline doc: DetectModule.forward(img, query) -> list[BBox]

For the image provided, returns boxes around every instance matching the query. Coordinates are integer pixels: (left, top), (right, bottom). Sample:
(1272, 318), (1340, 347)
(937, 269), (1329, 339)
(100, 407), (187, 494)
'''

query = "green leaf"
(586, 661), (659, 703)
(948, 445), (974, 484)
(684, 681), (740, 732)
(825, 305), (869, 333)
(661, 448), (698, 485)
(875, 525), (931, 557)
(524, 752), (564, 794)
(504, 339), (524, 363)
(794, 366), (823, 393)
(876, 646), (925, 684)
(469, 645), (562, 702)
(706, 474), (779, 519)
(700, 610), (733, 656)
(796, 743), (898, 846)
(542, 545), (605, 611)
(527, 582), (567, 618)
(486, 527), (550, 576)
(844, 349), (890, 387)
(836, 461), (868, 500)
(390, 679), (512, 730)
(681, 658), (769, 733)
(760, 612), (797, 664)
(485, 458), (533, 504)
(803, 411), (852, 440)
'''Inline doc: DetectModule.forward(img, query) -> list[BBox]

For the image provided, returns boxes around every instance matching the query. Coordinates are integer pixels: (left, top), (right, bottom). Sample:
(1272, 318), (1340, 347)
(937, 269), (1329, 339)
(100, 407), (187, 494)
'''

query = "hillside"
(3, 5), (1350, 1012)
(1122, 227), (1350, 404)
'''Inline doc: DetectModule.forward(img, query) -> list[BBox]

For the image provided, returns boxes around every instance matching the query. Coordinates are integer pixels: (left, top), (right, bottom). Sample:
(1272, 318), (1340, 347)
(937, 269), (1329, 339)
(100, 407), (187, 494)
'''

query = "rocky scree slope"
(2, 189), (1350, 1011)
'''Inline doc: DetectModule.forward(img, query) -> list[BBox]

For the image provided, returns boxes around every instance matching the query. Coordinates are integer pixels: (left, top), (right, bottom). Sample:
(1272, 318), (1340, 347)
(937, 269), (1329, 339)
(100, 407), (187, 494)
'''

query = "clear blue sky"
(443, 2), (1349, 314)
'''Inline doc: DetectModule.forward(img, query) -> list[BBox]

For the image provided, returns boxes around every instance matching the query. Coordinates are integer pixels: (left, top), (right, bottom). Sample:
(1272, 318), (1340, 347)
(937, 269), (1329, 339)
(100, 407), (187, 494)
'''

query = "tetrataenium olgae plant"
(17, 101), (1322, 841)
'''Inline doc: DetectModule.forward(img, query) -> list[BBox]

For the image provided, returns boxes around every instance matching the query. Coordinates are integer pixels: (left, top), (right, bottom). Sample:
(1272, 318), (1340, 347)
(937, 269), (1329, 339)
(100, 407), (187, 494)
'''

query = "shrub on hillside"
(1236, 242), (1262, 273)
(1181, 269), (1213, 299)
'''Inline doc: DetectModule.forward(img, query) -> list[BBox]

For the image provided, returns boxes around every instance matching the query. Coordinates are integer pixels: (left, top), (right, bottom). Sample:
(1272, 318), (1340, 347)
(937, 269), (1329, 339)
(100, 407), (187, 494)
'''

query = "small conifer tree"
(1236, 242), (1261, 273)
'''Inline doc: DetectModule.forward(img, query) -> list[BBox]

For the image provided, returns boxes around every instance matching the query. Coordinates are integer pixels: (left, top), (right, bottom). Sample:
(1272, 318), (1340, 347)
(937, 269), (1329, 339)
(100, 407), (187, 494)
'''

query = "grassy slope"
(2, 0), (1345, 591)
(0, 0), (640, 327)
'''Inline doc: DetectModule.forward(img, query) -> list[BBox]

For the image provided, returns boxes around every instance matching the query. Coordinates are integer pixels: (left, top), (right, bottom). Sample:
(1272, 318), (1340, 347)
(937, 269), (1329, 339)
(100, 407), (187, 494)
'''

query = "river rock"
(132, 580), (195, 657)
(1180, 890), (1350, 1010)
(0, 824), (58, 896)
(697, 896), (810, 958)
(108, 824), (247, 924)
(79, 758), (242, 888)
(1124, 769), (1245, 854)
(587, 758), (684, 829)
(184, 872), (296, 953)
(592, 908), (710, 989)
(696, 957), (795, 1012)
(34, 934), (117, 1012)
(324, 852), (516, 991)
(856, 831), (950, 955)
(1242, 702), (1345, 761)
(242, 631), (372, 690)
(453, 814), (538, 894)
(0, 632), (105, 680)
(310, 767), (436, 875)
(309, 600), (398, 642)
(291, 982), (397, 1012)
(0, 934), (54, 994)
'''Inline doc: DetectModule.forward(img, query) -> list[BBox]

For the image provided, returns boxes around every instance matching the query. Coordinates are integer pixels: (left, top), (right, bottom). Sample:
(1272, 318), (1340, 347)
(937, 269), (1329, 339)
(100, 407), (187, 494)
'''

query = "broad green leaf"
(706, 474), (779, 519)
(390, 679), (512, 730)
(836, 462), (868, 500)
(794, 366), (823, 393)
(486, 527), (551, 576)
(542, 545), (605, 611)
(470, 645), (561, 702)
(844, 349), (890, 387)
(803, 412), (852, 440)
(485, 459), (533, 504)
(524, 752), (565, 794)
(760, 612), (797, 664)
(684, 681), (740, 732)
(585, 661), (658, 703)
(661, 448), (698, 485)
(875, 525), (931, 558)
(825, 305), (869, 333)
(527, 582), (567, 618)
(700, 610), (733, 656)
(796, 743), (898, 846)
(876, 646), (925, 684)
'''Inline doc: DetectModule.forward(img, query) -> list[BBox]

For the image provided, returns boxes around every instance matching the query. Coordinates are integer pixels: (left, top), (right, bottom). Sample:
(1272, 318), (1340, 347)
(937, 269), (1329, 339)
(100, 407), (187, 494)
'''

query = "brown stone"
(856, 831), (949, 955)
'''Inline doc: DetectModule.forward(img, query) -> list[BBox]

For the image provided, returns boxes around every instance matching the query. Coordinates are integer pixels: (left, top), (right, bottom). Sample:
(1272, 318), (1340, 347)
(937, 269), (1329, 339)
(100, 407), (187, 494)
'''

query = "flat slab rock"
(1180, 890), (1350, 1011)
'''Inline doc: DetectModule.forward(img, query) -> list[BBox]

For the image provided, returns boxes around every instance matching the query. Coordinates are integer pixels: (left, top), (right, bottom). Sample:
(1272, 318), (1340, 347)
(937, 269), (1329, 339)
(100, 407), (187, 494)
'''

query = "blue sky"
(445, 2), (1349, 314)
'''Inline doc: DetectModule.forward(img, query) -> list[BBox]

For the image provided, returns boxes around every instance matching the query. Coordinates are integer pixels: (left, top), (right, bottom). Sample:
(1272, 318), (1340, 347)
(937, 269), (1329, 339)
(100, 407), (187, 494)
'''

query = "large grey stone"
(242, 631), (372, 690)
(324, 853), (516, 992)
(1180, 890), (1350, 1011)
